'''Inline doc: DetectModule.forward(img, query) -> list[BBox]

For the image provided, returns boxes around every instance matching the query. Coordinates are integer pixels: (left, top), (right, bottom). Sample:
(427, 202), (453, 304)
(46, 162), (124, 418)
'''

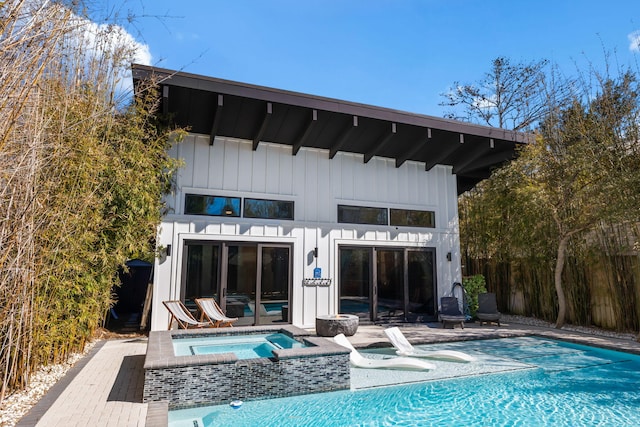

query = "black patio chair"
(476, 293), (502, 326)
(438, 297), (466, 329)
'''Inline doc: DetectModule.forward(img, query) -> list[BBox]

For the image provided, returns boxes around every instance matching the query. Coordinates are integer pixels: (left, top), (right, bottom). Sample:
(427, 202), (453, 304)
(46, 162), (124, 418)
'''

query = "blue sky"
(116, 0), (639, 117)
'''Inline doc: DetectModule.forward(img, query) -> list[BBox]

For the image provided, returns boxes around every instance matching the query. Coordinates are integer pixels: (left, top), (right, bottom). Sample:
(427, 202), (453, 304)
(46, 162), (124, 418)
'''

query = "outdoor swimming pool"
(169, 336), (640, 426)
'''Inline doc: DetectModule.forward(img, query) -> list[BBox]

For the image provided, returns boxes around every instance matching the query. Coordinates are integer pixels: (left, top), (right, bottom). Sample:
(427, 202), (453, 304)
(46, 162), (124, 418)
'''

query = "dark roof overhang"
(132, 64), (532, 194)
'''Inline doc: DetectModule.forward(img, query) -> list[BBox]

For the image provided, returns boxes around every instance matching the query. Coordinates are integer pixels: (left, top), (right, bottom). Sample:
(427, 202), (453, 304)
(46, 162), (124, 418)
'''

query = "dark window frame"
(337, 204), (388, 226)
(338, 204), (436, 228)
(184, 193), (295, 220)
(184, 194), (241, 217)
(390, 208), (436, 228)
(244, 198), (295, 220)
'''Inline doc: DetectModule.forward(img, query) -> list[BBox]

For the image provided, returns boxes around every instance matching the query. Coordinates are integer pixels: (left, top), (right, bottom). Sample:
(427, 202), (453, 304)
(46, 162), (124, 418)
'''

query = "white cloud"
(175, 32), (200, 42)
(473, 94), (497, 110)
(628, 31), (640, 52)
(67, 13), (152, 97)
(72, 16), (152, 66)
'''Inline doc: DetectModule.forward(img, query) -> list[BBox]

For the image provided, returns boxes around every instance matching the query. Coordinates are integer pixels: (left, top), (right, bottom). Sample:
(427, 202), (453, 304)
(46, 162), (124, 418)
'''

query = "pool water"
(172, 333), (306, 359)
(169, 336), (640, 426)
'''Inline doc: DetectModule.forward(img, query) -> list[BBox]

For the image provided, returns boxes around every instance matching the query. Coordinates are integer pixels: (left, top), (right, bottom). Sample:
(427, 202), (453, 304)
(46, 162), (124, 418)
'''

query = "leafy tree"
(450, 57), (640, 330)
(484, 71), (640, 328)
(533, 72), (640, 327)
(0, 1), (182, 398)
(440, 57), (572, 131)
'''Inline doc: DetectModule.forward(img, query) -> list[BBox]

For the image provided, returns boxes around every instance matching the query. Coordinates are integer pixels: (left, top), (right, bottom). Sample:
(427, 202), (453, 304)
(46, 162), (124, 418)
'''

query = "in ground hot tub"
(143, 325), (350, 409)
(173, 332), (308, 358)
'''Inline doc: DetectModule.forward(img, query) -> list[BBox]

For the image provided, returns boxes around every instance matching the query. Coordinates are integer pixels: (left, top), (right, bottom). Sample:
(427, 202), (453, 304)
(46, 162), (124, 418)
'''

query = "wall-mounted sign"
(313, 267), (322, 278)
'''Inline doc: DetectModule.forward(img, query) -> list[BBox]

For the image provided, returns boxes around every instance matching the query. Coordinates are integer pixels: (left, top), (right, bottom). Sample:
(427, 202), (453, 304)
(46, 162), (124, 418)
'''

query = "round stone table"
(315, 314), (359, 337)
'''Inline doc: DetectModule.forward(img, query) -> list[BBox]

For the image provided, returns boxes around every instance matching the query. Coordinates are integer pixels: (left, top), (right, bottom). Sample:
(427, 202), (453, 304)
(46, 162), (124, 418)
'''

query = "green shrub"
(463, 275), (487, 317)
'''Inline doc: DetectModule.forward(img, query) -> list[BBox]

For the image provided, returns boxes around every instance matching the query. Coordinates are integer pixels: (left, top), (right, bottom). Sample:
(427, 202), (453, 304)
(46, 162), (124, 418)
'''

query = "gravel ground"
(0, 318), (636, 426)
(502, 314), (639, 340)
(0, 340), (97, 427)
(0, 327), (143, 427)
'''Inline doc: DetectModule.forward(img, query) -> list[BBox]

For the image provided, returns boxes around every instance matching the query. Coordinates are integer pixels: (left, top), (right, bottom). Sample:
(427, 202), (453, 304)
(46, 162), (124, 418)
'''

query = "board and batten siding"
(151, 134), (462, 330)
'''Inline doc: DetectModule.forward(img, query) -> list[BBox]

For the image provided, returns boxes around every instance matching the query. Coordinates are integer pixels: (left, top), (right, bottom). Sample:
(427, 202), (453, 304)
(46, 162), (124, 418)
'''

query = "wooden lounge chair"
(333, 333), (435, 370)
(438, 296), (466, 329)
(163, 300), (212, 329)
(195, 298), (238, 327)
(384, 327), (476, 362)
(476, 293), (502, 326)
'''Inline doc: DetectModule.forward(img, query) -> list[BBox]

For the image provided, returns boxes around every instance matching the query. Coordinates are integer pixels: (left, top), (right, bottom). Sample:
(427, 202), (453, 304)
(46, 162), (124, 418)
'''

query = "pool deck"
(15, 320), (640, 427)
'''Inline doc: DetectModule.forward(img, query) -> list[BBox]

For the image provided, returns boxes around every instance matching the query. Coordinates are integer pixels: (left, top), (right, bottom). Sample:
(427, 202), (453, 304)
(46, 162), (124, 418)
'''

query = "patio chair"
(333, 333), (435, 370)
(195, 298), (238, 327)
(384, 327), (476, 362)
(163, 300), (213, 329)
(438, 296), (466, 329)
(476, 293), (502, 326)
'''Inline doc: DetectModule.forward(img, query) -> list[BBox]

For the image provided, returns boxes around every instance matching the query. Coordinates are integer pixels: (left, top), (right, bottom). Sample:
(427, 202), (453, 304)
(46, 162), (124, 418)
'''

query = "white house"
(132, 65), (528, 331)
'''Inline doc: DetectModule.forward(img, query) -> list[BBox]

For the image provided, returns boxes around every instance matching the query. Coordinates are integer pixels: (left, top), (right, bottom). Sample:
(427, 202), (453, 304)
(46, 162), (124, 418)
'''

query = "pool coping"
(144, 325), (349, 370)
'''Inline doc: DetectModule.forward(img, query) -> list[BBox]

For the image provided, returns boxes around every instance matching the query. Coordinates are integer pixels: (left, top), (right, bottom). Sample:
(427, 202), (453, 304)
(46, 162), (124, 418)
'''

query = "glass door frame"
(338, 245), (437, 322)
(181, 239), (292, 326)
(254, 243), (292, 325)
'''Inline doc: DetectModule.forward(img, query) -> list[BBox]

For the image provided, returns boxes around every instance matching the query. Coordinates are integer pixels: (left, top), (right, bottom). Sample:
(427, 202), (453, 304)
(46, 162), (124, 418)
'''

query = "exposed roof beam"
(452, 141), (491, 174)
(395, 128), (431, 168)
(252, 102), (272, 150)
(456, 149), (512, 175)
(132, 65), (531, 194)
(133, 64), (532, 144)
(162, 85), (169, 115)
(425, 141), (463, 171)
(293, 109), (317, 155)
(364, 122), (396, 163)
(209, 94), (224, 145)
(329, 116), (358, 159)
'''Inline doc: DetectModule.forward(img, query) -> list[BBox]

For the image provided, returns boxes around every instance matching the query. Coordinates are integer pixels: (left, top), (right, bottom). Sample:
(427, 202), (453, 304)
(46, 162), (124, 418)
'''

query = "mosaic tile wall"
(143, 326), (351, 409)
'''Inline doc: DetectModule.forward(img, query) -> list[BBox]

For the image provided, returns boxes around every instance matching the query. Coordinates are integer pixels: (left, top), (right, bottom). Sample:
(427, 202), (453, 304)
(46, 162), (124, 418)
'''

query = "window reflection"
(184, 194), (240, 217)
(244, 198), (294, 220)
(337, 205), (388, 225)
(390, 209), (435, 228)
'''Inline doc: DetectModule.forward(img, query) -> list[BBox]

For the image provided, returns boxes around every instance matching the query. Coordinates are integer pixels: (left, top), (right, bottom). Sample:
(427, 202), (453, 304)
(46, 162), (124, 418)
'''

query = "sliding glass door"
(183, 243), (220, 312)
(182, 241), (291, 326)
(224, 244), (258, 326)
(339, 246), (436, 322)
(338, 247), (372, 318)
(257, 245), (290, 325)
(376, 249), (405, 318)
(407, 250), (435, 318)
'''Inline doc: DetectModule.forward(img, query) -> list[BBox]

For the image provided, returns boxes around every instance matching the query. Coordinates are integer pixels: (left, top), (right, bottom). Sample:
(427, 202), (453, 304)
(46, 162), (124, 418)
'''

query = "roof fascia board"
(132, 64), (532, 144)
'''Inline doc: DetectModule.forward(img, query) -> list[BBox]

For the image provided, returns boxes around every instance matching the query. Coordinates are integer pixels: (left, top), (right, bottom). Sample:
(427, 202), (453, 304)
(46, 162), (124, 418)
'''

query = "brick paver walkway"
(18, 338), (148, 427)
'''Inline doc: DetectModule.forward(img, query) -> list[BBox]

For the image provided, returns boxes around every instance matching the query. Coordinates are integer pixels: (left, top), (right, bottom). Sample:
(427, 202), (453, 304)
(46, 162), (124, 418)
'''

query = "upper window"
(184, 194), (240, 217)
(390, 208), (435, 228)
(244, 198), (294, 220)
(338, 205), (388, 225)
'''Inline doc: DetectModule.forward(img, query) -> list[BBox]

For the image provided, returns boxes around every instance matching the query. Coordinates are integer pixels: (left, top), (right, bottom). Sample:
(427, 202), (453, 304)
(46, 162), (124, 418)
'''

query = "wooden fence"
(464, 255), (640, 332)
